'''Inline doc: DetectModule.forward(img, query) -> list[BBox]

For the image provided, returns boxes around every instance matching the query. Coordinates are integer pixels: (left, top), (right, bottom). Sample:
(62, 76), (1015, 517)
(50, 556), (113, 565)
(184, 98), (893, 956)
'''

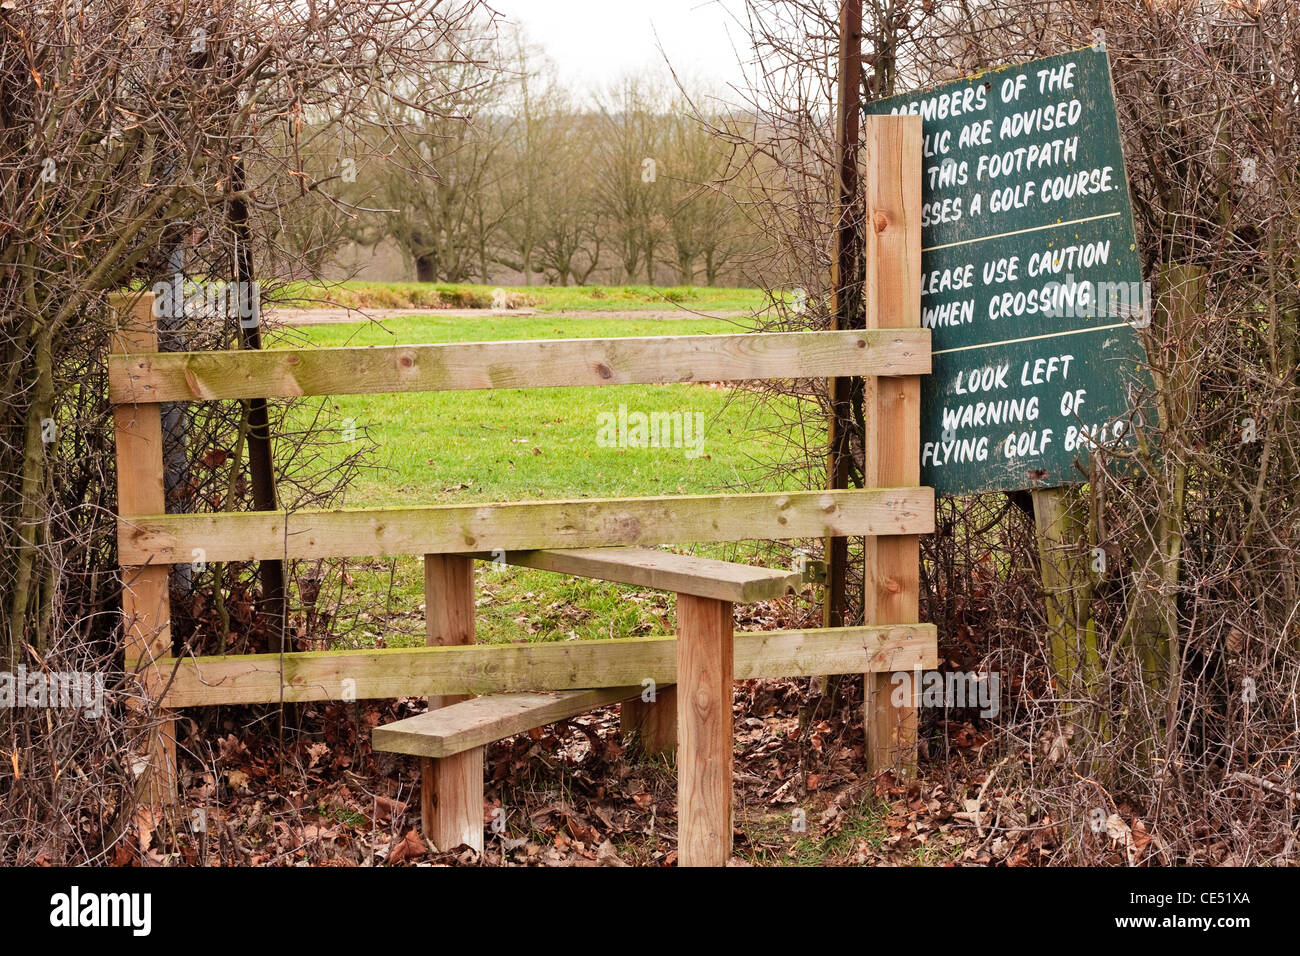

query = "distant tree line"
(284, 33), (760, 287)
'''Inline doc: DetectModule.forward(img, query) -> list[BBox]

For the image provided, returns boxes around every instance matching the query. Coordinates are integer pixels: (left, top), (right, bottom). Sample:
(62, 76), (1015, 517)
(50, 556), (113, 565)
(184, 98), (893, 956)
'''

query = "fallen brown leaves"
(102, 666), (1166, 868)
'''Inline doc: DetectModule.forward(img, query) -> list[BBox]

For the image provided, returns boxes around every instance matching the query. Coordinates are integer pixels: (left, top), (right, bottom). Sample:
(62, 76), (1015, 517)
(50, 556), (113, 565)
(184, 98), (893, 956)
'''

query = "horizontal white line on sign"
(922, 212), (1123, 252)
(932, 322), (1132, 356)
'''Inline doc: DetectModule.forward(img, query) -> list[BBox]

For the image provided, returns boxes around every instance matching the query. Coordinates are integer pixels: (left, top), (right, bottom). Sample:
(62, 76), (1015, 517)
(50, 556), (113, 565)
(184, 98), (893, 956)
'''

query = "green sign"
(865, 46), (1154, 495)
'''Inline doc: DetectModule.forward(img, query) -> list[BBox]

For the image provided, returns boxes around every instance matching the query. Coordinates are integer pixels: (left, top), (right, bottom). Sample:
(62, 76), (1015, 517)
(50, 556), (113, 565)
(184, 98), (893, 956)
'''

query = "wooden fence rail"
(118, 488), (933, 564)
(109, 328), (929, 402)
(152, 624), (938, 707)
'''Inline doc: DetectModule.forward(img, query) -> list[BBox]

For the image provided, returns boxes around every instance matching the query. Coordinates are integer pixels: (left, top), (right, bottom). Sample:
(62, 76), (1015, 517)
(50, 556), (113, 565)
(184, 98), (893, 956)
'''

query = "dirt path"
(270, 306), (755, 326)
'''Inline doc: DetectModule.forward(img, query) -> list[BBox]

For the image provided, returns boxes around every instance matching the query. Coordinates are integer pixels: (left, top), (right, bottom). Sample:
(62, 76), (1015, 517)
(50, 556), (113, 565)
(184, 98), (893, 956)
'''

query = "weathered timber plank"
(621, 686), (678, 757)
(156, 625), (938, 707)
(111, 291), (176, 807)
(420, 554), (481, 852)
(375, 687), (640, 758)
(108, 329), (931, 403)
(117, 488), (935, 564)
(862, 115), (925, 778)
(472, 547), (806, 603)
(676, 595), (734, 866)
(423, 750), (482, 852)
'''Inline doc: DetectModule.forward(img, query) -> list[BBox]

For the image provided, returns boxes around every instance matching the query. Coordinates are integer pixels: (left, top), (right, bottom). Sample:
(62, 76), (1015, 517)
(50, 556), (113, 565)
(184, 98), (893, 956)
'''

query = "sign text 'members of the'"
(866, 46), (1155, 495)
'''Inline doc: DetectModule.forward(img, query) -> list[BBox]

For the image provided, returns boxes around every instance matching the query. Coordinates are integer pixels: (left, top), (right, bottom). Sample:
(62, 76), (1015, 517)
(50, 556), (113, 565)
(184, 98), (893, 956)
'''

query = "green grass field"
(276, 280), (771, 315)
(272, 306), (819, 647)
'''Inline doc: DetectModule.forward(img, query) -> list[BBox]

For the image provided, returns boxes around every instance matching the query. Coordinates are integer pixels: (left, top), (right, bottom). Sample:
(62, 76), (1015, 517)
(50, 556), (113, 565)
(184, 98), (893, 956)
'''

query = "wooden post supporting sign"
(861, 115), (924, 777)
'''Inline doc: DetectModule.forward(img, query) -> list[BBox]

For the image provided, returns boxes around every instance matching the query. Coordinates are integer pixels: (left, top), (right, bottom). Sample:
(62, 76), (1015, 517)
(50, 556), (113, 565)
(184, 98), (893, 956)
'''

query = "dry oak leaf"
(372, 794), (406, 823)
(387, 828), (426, 864)
(305, 742), (329, 769)
(133, 806), (159, 854)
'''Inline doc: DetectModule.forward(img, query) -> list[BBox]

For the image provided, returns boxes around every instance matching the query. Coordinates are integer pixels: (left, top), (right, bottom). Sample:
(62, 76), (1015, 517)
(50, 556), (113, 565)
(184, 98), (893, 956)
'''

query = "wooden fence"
(109, 114), (932, 865)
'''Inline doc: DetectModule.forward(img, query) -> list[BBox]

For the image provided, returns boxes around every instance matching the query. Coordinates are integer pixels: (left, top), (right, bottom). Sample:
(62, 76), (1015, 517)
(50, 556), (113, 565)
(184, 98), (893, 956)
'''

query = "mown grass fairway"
(277, 280), (770, 314)
(273, 306), (818, 647)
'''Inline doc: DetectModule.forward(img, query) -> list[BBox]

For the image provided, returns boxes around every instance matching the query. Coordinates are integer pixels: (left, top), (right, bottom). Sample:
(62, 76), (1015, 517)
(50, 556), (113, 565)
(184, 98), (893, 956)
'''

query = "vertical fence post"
(861, 115), (924, 777)
(621, 684), (678, 757)
(676, 593), (734, 866)
(421, 554), (483, 853)
(111, 291), (177, 807)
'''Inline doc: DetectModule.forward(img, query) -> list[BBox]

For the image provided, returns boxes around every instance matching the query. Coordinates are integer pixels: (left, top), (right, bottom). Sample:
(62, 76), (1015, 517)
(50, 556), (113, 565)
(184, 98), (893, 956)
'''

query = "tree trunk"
(1033, 487), (1101, 743)
(825, 0), (864, 631)
(1123, 265), (1203, 718)
(231, 160), (285, 653)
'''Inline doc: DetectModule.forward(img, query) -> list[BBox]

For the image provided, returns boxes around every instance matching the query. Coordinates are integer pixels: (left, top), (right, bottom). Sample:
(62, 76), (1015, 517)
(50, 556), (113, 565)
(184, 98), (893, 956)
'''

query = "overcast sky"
(489, 0), (753, 98)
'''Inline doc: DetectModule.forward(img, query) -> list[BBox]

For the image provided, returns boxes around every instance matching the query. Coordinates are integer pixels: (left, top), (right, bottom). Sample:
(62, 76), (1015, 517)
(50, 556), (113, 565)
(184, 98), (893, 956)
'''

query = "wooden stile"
(862, 115), (925, 777)
(111, 292), (177, 807)
(107, 130), (932, 866)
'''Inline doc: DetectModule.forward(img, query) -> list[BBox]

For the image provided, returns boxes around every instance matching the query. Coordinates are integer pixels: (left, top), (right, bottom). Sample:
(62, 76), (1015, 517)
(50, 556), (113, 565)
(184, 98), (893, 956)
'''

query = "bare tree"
(354, 31), (507, 282)
(593, 78), (672, 284)
(660, 91), (748, 285)
(493, 32), (570, 284)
